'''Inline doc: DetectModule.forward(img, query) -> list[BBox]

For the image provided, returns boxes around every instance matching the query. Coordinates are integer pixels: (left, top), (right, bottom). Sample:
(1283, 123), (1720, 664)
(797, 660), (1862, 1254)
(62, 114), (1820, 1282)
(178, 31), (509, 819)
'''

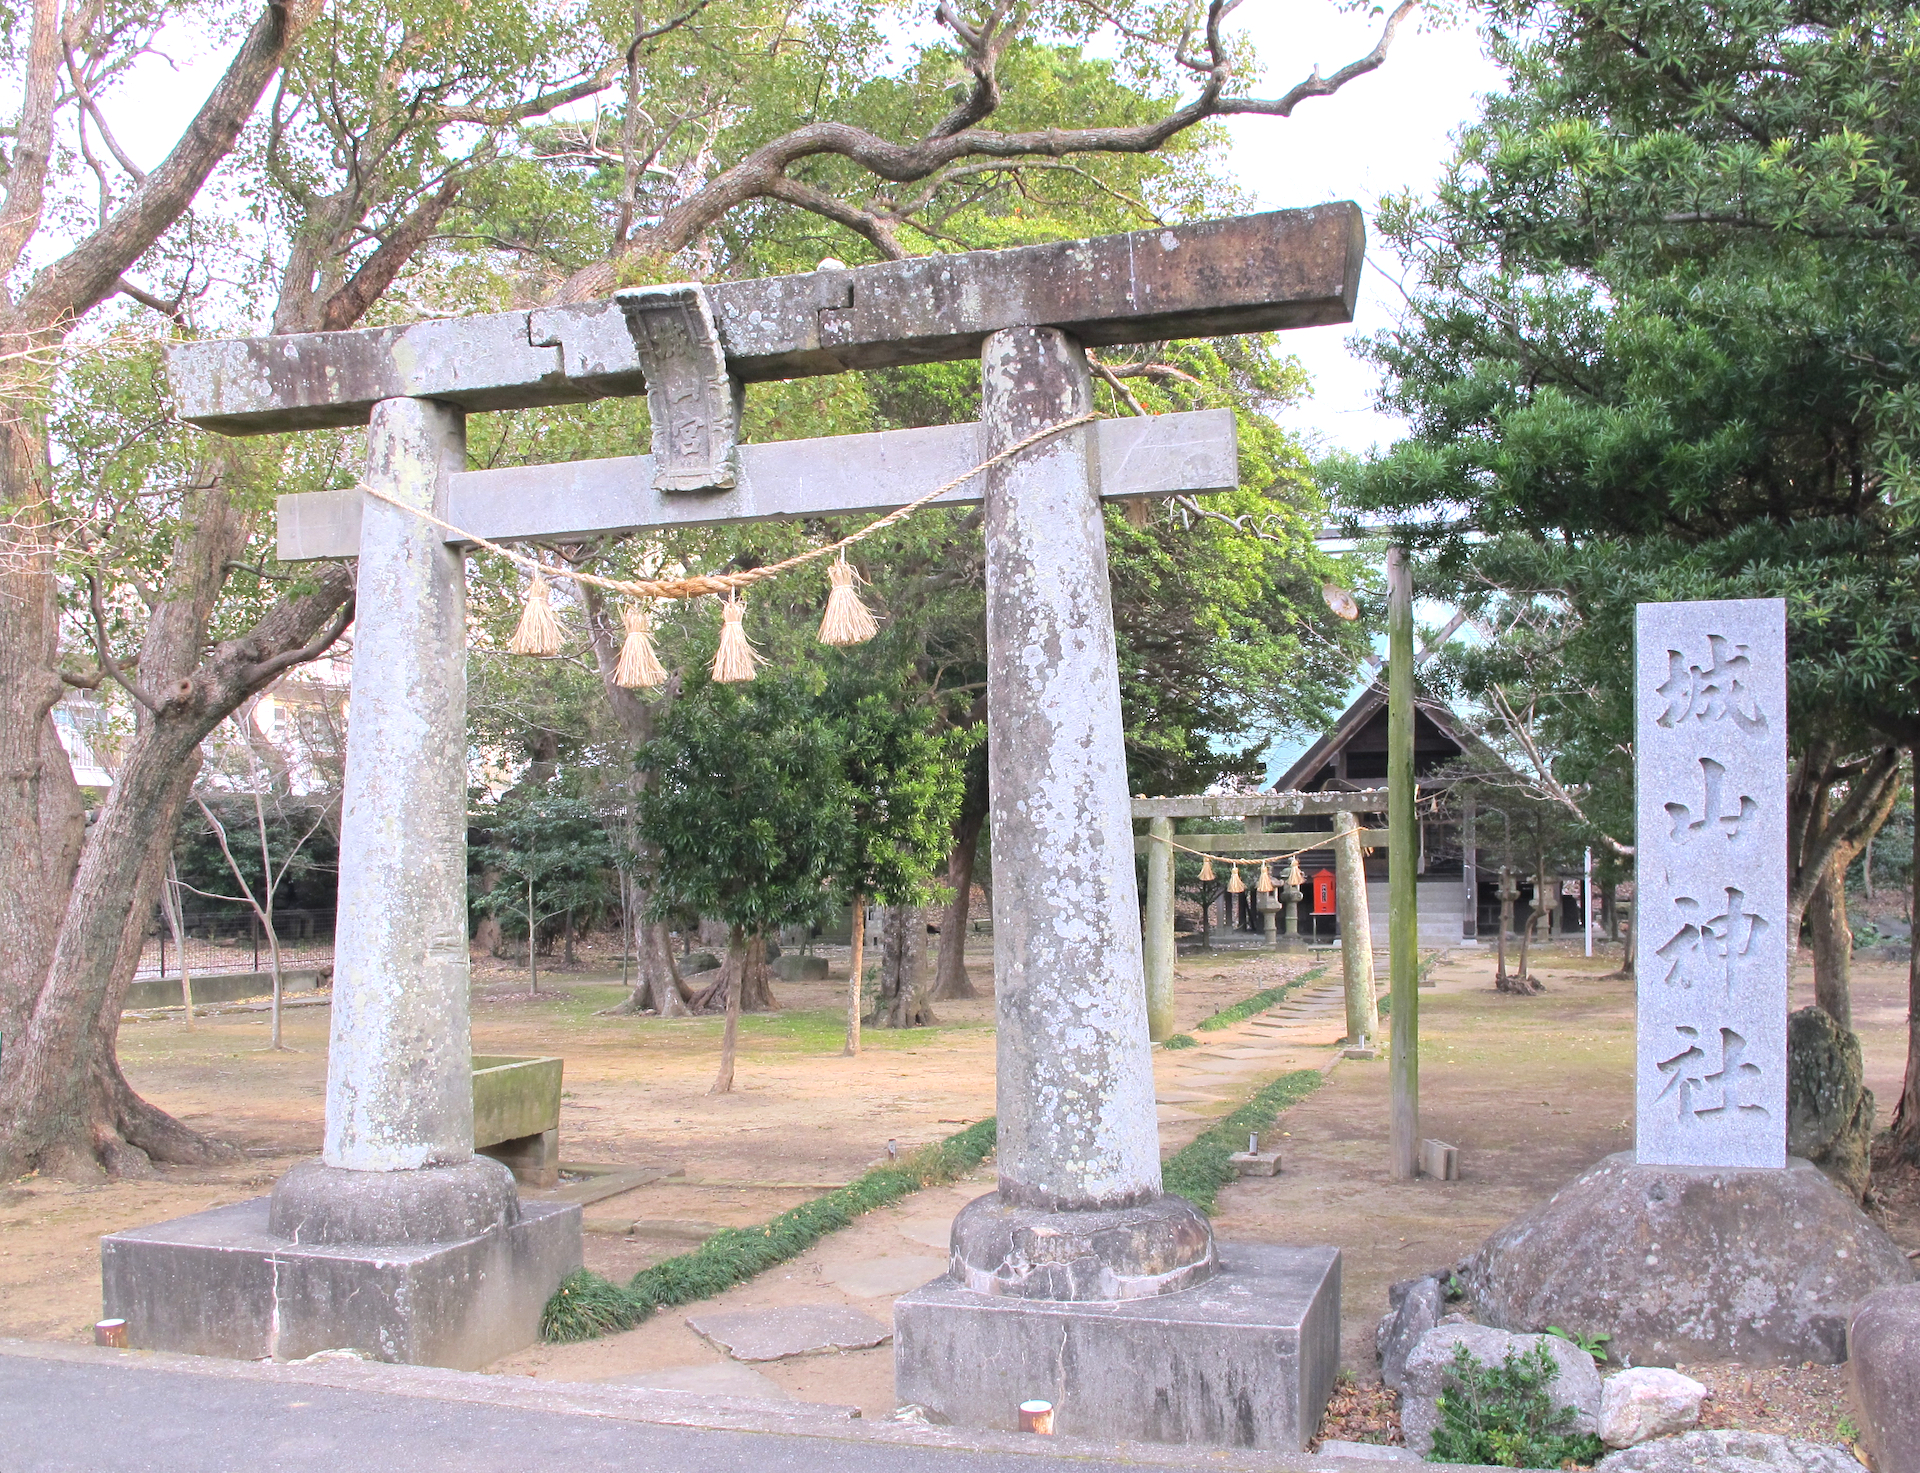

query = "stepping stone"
(894, 1216), (955, 1250)
(687, 1305), (892, 1361)
(599, 1362), (790, 1399)
(822, 1254), (948, 1298)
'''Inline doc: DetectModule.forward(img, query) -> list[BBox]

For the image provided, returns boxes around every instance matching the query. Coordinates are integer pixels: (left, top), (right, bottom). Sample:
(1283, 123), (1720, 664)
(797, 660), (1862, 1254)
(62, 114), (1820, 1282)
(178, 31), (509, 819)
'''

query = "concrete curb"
(0, 1338), (1510, 1472)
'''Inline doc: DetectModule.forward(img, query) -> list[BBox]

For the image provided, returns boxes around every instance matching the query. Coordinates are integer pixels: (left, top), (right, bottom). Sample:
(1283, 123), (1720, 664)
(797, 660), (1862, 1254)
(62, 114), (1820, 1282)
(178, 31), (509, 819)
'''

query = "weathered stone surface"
(1595, 1430), (1865, 1473)
(1600, 1368), (1707, 1448)
(1399, 1323), (1600, 1457)
(822, 1255), (949, 1299)
(1786, 1007), (1875, 1200)
(1375, 1275), (1443, 1392)
(1848, 1282), (1920, 1473)
(681, 951), (721, 975)
(100, 1196), (580, 1370)
(1634, 599), (1789, 1169)
(686, 1306), (890, 1361)
(893, 1243), (1339, 1452)
(327, 397), (476, 1173)
(277, 411), (1238, 562)
(1463, 1153), (1912, 1365)
(472, 1054), (562, 1150)
(949, 1191), (1215, 1302)
(1317, 1440), (1419, 1462)
(268, 1157), (518, 1246)
(169, 207), (1364, 433)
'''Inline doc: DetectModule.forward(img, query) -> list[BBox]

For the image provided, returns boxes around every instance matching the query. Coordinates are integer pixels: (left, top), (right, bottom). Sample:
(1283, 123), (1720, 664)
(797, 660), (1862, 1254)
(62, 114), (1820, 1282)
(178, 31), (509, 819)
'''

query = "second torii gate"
(106, 204), (1362, 1448)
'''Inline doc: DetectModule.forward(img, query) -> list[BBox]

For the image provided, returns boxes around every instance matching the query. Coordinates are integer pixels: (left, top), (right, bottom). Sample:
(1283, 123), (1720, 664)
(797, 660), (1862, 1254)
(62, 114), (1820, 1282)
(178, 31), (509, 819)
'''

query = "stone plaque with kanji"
(1635, 598), (1788, 1168)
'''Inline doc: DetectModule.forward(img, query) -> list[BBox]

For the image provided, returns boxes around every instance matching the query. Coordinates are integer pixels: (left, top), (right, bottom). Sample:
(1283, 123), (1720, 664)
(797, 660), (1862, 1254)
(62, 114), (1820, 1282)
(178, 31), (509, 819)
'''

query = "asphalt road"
(0, 1352), (1133, 1473)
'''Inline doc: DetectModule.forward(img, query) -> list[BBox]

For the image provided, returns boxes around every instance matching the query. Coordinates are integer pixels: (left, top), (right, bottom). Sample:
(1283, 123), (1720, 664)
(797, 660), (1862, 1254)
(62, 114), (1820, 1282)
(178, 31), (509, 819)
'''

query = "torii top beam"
(166, 204), (1363, 436)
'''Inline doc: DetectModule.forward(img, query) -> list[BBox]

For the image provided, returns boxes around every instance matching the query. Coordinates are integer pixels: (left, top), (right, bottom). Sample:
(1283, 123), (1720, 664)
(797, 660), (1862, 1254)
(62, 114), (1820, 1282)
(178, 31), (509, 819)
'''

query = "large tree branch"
(317, 170), (466, 331)
(764, 175), (908, 260)
(551, 0), (1409, 304)
(20, 0), (324, 331)
(0, 1), (65, 284)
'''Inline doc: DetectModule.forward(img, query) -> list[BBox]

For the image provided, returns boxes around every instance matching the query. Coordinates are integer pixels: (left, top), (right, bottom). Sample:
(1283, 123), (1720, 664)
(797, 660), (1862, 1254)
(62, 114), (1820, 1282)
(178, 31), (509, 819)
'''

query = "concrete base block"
(1228, 1151), (1282, 1177)
(893, 1241), (1339, 1451)
(479, 1128), (560, 1189)
(101, 1196), (581, 1370)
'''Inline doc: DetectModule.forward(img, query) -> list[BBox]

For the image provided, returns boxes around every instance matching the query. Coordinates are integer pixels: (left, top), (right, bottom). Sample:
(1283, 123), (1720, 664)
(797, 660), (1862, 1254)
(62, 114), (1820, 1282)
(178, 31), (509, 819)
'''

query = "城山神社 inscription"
(1635, 600), (1788, 1168)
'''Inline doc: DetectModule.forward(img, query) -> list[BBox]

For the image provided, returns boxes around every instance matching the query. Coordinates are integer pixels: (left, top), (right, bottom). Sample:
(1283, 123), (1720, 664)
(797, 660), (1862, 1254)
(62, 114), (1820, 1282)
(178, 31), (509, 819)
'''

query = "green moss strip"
(1193, 965), (1328, 1032)
(541, 1117), (997, 1343)
(1162, 1033), (1198, 1049)
(1160, 1068), (1323, 1214)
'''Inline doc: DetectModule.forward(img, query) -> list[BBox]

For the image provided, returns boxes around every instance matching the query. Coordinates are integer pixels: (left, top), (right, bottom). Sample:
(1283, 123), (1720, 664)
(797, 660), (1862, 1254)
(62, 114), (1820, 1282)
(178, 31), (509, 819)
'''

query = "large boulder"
(1599, 1367), (1706, 1448)
(1595, 1430), (1864, 1473)
(1848, 1282), (1920, 1473)
(1375, 1274), (1444, 1392)
(1398, 1322), (1601, 1457)
(1463, 1153), (1912, 1365)
(1787, 1006), (1875, 1200)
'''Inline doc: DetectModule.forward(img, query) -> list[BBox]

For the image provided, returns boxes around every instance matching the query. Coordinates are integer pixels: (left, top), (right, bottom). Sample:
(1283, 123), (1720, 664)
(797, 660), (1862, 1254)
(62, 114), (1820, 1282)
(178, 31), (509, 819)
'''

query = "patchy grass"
(541, 1118), (996, 1342)
(1161, 1069), (1323, 1213)
(1193, 966), (1328, 1032)
(1163, 1033), (1199, 1050)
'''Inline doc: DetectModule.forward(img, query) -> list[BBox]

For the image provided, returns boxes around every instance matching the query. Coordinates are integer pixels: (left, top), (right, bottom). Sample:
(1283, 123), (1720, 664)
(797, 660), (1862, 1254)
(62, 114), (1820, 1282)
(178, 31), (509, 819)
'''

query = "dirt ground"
(2, 936), (1912, 1446)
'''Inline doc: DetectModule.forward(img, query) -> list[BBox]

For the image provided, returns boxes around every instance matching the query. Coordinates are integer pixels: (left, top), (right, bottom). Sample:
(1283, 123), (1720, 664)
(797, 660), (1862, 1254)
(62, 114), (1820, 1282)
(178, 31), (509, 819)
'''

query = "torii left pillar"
(100, 398), (581, 1368)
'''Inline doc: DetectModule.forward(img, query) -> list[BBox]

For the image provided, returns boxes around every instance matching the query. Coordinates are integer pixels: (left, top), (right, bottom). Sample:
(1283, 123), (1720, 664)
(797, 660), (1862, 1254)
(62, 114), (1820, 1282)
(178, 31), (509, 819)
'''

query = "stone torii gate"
(104, 205), (1361, 1440)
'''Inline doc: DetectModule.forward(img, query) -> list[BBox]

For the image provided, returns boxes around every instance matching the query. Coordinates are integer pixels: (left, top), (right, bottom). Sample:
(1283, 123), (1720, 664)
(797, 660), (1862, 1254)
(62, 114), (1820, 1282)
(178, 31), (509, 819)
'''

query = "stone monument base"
(1463, 1153), (1913, 1365)
(893, 1243), (1339, 1451)
(100, 1195), (581, 1370)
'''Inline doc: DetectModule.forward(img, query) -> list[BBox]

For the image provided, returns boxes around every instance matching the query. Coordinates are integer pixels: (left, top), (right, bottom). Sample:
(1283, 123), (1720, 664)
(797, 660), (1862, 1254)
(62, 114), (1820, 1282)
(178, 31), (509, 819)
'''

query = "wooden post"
(1143, 818), (1177, 1041)
(1334, 812), (1379, 1046)
(1387, 545), (1419, 1179)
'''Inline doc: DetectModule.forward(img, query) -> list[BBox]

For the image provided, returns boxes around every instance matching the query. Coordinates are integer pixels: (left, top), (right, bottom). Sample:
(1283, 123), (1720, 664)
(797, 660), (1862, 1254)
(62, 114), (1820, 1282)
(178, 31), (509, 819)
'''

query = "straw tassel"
(1226, 865), (1245, 895)
(817, 556), (879, 646)
(711, 595), (763, 683)
(614, 604), (668, 689)
(508, 572), (563, 657)
(1285, 857), (1304, 889)
(1256, 860), (1274, 893)
(1198, 856), (1215, 882)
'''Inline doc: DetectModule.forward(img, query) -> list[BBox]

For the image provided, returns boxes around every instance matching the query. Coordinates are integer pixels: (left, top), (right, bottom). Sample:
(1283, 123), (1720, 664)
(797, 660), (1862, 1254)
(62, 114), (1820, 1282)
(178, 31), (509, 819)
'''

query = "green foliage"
(1160, 1069), (1322, 1213)
(1335, 0), (1920, 756)
(1163, 1033), (1199, 1050)
(470, 779), (619, 942)
(541, 1118), (998, 1342)
(1427, 1342), (1607, 1468)
(1545, 1326), (1611, 1362)
(1193, 967), (1327, 1031)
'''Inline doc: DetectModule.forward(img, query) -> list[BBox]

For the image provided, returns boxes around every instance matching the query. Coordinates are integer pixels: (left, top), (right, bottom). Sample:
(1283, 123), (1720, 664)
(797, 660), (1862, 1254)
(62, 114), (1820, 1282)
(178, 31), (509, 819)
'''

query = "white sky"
(1222, 7), (1506, 457)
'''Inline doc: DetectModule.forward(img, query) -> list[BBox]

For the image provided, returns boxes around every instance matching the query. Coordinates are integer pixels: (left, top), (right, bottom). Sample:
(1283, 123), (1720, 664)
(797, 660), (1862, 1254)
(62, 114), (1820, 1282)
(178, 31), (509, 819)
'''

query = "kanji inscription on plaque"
(1635, 599), (1787, 1168)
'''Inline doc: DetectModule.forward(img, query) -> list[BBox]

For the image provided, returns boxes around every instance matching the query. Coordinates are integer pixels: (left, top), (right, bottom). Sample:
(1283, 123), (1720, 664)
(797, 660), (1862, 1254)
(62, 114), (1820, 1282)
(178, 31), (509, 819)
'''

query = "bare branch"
(1216, 0), (1416, 117)
(88, 572), (161, 713)
(764, 175), (908, 260)
(113, 275), (187, 325)
(240, 588), (355, 688)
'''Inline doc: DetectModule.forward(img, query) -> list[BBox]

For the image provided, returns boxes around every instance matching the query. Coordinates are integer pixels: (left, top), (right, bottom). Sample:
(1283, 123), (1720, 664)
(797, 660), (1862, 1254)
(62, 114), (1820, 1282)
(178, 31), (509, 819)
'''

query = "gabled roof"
(1270, 681), (1504, 793)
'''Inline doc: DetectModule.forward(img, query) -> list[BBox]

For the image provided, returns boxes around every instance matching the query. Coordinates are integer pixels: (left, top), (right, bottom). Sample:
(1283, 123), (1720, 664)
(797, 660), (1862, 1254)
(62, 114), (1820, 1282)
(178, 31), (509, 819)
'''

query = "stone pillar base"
(101, 1195), (581, 1370)
(893, 1242), (1340, 1451)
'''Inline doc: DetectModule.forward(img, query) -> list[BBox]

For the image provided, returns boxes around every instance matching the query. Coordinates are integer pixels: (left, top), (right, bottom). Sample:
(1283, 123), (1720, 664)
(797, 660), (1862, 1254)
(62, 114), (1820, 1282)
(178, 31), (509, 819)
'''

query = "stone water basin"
(473, 1054), (563, 1188)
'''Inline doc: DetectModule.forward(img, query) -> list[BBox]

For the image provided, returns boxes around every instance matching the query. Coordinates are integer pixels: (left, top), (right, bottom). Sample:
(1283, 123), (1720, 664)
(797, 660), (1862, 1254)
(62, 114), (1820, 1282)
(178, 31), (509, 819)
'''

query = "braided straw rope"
(356, 411), (1101, 601)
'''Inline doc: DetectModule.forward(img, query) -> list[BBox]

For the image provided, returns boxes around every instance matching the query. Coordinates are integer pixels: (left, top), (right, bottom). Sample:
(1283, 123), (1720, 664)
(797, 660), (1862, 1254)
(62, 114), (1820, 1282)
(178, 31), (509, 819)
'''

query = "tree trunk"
(1890, 795), (1920, 1164)
(872, 904), (936, 1028)
(161, 857), (194, 1030)
(1809, 852), (1853, 1032)
(740, 930), (778, 1012)
(711, 923), (743, 1095)
(526, 873), (538, 997)
(844, 894), (864, 1056)
(930, 801), (985, 1001)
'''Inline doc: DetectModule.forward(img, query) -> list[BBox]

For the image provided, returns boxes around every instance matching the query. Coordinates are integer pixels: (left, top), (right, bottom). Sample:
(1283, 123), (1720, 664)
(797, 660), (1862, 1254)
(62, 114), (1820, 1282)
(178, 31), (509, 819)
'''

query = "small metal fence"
(135, 908), (336, 978)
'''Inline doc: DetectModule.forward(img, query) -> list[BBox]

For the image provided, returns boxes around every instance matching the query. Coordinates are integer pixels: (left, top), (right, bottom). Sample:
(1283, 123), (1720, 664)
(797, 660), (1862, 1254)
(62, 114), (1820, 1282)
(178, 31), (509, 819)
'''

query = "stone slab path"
(687, 1306), (892, 1361)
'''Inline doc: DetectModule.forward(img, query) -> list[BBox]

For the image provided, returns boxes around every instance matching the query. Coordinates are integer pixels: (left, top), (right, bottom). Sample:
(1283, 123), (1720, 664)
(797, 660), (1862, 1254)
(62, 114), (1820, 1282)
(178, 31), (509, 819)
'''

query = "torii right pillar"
(894, 328), (1339, 1453)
